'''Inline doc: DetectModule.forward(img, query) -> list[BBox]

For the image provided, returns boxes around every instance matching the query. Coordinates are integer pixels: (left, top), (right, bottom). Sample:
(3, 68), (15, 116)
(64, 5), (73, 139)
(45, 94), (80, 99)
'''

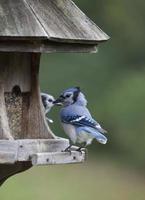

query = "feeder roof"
(0, 0), (109, 44)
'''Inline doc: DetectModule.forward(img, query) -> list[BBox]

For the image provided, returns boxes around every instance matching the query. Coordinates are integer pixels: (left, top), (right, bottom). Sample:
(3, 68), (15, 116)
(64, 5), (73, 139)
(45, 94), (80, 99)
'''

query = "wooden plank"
(0, 53), (31, 92)
(0, 140), (17, 163)
(0, 84), (13, 140)
(31, 151), (85, 165)
(0, 152), (16, 164)
(0, 139), (69, 163)
(0, 40), (97, 53)
(0, 0), (109, 45)
(0, 139), (85, 185)
(0, 140), (17, 150)
(0, 0), (47, 38)
(0, 139), (83, 164)
(26, 0), (109, 44)
(27, 53), (56, 139)
(41, 41), (98, 53)
(17, 138), (69, 161)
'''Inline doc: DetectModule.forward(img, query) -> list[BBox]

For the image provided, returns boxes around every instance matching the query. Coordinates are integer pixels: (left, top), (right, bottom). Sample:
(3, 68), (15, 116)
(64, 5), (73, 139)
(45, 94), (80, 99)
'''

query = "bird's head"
(41, 93), (56, 110)
(54, 87), (87, 106)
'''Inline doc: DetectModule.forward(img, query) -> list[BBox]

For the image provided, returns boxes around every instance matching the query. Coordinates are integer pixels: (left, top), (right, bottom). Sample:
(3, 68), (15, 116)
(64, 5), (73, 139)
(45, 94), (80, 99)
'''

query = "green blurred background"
(1, 0), (145, 199)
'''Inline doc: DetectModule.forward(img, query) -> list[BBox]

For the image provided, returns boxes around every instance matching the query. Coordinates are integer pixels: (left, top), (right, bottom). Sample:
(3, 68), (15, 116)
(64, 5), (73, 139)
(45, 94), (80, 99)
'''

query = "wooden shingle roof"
(0, 0), (109, 52)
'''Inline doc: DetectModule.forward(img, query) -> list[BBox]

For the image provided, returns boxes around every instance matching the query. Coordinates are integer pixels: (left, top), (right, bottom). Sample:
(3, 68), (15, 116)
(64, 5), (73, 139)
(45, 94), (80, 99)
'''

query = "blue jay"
(41, 93), (56, 123)
(54, 87), (108, 151)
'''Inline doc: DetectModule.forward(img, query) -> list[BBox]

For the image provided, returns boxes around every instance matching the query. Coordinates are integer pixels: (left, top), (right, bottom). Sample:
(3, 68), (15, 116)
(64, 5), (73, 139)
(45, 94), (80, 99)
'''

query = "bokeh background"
(1, 0), (145, 199)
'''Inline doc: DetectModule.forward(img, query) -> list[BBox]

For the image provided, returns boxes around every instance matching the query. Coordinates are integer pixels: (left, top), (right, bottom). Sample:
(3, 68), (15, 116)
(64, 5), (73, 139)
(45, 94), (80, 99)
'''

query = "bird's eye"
(65, 94), (71, 98)
(48, 99), (53, 102)
(60, 95), (64, 99)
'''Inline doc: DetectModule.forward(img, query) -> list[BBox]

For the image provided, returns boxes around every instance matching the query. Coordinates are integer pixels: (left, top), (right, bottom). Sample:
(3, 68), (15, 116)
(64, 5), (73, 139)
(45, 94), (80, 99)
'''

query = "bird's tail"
(94, 131), (107, 144)
(81, 127), (108, 144)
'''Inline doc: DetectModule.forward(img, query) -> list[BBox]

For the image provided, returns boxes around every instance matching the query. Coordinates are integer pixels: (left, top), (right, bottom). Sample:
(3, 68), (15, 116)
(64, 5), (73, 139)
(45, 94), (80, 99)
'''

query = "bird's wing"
(76, 126), (107, 144)
(61, 115), (107, 134)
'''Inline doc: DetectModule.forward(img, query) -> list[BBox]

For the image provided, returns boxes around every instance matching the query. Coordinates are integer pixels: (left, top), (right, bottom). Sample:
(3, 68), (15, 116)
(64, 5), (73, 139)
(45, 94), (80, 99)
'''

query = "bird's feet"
(76, 147), (84, 155)
(62, 145), (72, 155)
(76, 147), (88, 156)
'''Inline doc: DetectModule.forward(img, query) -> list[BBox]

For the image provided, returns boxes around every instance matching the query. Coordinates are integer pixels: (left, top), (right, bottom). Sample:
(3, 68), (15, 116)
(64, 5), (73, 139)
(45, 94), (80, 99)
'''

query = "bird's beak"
(53, 97), (64, 106)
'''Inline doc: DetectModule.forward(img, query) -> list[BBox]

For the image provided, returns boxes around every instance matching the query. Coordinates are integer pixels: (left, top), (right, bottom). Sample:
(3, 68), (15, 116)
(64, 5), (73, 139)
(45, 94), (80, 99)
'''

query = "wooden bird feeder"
(0, 0), (109, 185)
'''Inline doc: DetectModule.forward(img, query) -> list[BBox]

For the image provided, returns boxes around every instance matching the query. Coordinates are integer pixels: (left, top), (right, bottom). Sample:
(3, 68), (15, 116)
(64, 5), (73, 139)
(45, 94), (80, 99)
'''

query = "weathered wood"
(0, 139), (86, 186)
(27, 53), (56, 139)
(21, 93), (30, 139)
(0, 84), (13, 140)
(0, 52), (55, 139)
(31, 151), (85, 165)
(0, 0), (109, 45)
(0, 140), (17, 163)
(0, 139), (70, 163)
(0, 140), (17, 166)
(0, 152), (16, 164)
(17, 139), (69, 161)
(0, 139), (86, 165)
(0, 138), (78, 186)
(26, 0), (109, 44)
(0, 40), (97, 53)
(0, 53), (31, 92)
(0, 0), (47, 38)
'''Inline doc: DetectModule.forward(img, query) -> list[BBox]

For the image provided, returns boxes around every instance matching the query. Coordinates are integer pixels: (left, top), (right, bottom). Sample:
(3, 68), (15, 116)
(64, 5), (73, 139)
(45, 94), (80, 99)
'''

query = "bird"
(54, 87), (108, 151)
(41, 93), (56, 123)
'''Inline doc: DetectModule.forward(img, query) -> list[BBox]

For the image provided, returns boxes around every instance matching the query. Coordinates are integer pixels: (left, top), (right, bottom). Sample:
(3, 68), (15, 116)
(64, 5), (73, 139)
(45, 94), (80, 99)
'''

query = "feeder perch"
(0, 0), (109, 185)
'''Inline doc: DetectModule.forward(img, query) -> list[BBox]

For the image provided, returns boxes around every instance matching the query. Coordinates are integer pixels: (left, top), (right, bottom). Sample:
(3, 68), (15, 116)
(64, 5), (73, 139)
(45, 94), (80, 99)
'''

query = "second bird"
(54, 87), (108, 151)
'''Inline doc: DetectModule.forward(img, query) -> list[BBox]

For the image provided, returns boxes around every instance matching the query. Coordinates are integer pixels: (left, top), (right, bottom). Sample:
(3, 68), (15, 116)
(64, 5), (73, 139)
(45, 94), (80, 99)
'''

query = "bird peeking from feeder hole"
(41, 93), (61, 123)
(54, 87), (108, 152)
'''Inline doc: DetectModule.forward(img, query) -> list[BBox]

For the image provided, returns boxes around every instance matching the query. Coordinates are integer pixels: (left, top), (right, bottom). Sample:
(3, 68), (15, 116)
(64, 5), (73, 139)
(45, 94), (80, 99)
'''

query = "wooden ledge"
(0, 139), (86, 165)
(31, 151), (85, 166)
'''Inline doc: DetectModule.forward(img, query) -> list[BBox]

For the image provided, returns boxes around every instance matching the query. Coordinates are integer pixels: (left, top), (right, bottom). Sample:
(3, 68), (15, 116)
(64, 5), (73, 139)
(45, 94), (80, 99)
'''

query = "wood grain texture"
(0, 0), (47, 38)
(0, 52), (56, 139)
(0, 152), (16, 164)
(0, 84), (13, 140)
(0, 40), (97, 53)
(0, 139), (85, 185)
(0, 0), (109, 44)
(26, 0), (109, 44)
(0, 138), (68, 185)
(17, 139), (69, 161)
(0, 139), (70, 163)
(27, 53), (56, 139)
(0, 53), (31, 92)
(0, 140), (16, 164)
(31, 151), (85, 165)
(0, 139), (85, 166)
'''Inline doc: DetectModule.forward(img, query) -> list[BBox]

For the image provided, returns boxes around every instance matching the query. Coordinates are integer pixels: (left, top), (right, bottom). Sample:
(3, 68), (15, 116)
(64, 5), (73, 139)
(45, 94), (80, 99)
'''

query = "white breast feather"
(62, 123), (77, 144)
(77, 130), (94, 145)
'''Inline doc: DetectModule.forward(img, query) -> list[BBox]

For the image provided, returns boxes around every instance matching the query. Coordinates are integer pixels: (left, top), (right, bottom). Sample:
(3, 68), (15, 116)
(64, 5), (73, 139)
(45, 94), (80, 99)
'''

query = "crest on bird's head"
(54, 87), (87, 107)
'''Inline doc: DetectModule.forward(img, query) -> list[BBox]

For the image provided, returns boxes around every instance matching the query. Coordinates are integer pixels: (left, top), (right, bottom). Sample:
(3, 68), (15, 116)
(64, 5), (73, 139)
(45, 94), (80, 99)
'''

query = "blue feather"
(61, 115), (107, 134)
(76, 126), (107, 144)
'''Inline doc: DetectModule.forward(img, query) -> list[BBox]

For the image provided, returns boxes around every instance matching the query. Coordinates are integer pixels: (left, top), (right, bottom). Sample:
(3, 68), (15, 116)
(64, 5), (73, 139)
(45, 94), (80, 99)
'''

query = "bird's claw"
(62, 146), (72, 155)
(76, 147), (84, 155)
(76, 147), (87, 156)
